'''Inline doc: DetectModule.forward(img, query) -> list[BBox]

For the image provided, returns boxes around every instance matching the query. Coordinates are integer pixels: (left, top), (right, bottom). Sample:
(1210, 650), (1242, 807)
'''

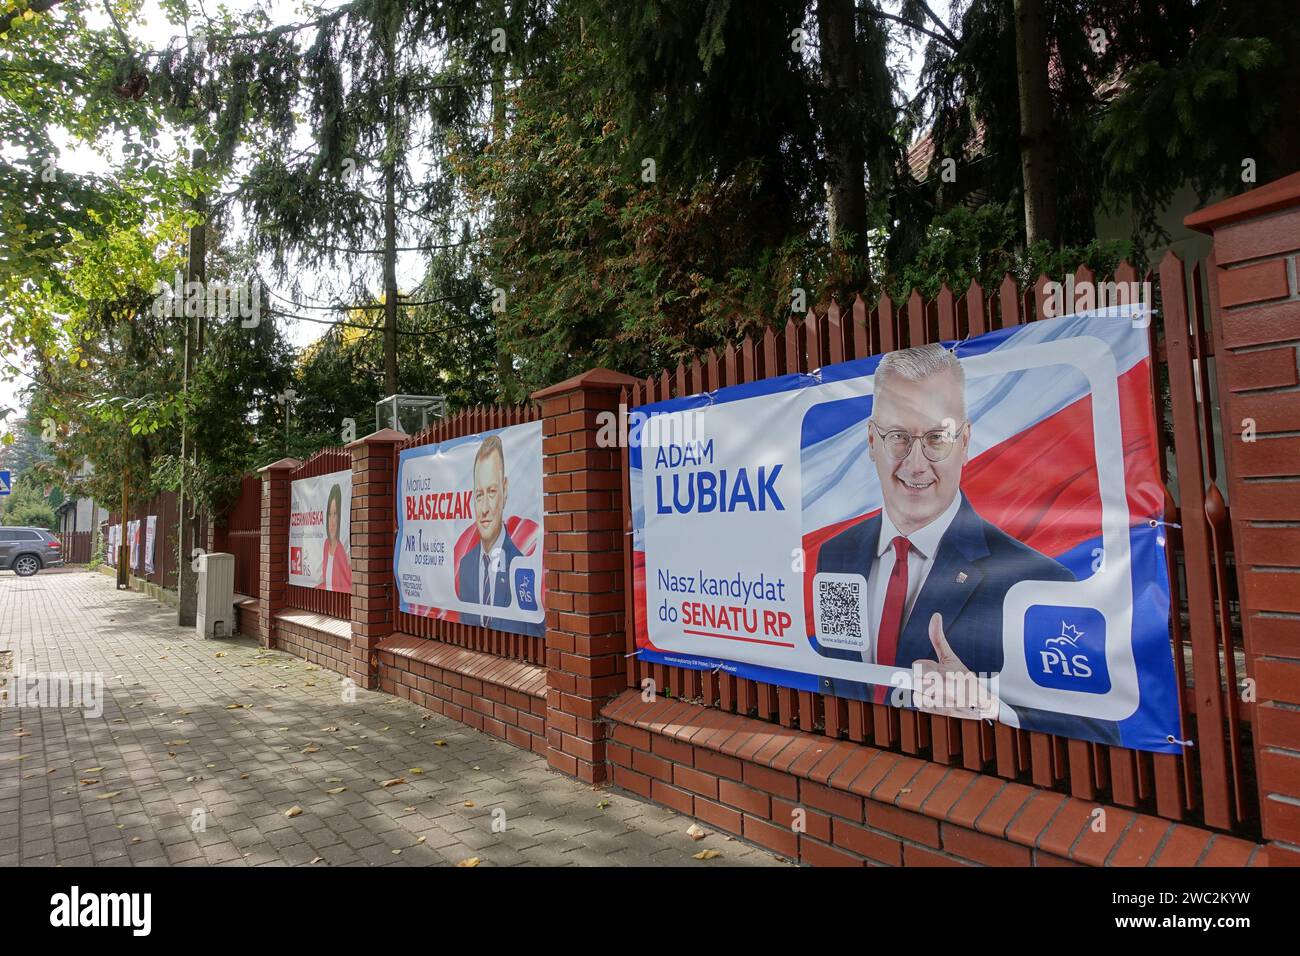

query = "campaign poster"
(288, 469), (353, 593)
(394, 421), (545, 638)
(127, 519), (140, 571)
(106, 524), (118, 566)
(144, 515), (157, 575)
(630, 308), (1181, 753)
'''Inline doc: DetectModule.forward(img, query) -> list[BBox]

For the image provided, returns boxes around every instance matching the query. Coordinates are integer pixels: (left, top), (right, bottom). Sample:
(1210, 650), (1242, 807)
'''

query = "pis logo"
(514, 568), (538, 612)
(1024, 606), (1110, 693)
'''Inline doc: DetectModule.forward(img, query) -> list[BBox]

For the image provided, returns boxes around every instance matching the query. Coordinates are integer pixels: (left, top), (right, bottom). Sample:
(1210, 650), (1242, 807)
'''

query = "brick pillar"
(533, 368), (640, 783)
(1187, 171), (1300, 864)
(346, 429), (405, 689)
(256, 457), (299, 649)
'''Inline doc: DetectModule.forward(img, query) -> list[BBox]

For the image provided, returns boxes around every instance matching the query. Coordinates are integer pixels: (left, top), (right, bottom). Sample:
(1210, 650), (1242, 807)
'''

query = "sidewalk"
(0, 570), (787, 867)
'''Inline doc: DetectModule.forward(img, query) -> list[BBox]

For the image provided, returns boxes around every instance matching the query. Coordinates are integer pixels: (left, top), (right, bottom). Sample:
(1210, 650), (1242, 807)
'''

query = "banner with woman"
(288, 469), (353, 593)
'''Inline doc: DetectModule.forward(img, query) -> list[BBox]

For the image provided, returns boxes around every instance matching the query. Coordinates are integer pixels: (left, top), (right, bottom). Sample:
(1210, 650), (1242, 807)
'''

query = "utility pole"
(116, 474), (128, 589)
(176, 147), (206, 627)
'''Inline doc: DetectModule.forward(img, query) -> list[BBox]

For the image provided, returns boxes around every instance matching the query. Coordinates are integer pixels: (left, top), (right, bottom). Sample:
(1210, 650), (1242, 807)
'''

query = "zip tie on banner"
(623, 649), (641, 659)
(1167, 734), (1195, 748)
(1149, 518), (1182, 529)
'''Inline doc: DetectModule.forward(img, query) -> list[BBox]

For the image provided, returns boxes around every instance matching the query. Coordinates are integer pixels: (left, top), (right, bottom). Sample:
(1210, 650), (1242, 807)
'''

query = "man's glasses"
(870, 420), (966, 462)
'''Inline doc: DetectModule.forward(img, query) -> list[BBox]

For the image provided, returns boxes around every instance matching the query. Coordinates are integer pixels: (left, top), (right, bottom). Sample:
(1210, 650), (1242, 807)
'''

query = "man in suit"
(815, 343), (1118, 742)
(457, 435), (543, 637)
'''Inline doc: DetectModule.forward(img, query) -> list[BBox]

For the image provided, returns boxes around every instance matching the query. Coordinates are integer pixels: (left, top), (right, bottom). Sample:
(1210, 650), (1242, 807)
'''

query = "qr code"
(818, 579), (862, 638)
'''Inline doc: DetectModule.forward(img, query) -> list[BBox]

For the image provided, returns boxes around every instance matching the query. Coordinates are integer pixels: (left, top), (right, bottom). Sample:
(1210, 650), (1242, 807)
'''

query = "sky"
(0, 0), (933, 437)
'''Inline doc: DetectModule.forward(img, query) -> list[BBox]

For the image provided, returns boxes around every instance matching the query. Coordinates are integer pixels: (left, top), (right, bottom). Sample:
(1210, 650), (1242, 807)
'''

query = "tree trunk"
(816, 0), (866, 250)
(176, 147), (206, 626)
(382, 34), (399, 398)
(1013, 0), (1058, 246)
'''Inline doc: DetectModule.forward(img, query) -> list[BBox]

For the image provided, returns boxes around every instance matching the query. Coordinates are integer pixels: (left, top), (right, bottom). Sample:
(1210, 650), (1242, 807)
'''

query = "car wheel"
(13, 555), (40, 577)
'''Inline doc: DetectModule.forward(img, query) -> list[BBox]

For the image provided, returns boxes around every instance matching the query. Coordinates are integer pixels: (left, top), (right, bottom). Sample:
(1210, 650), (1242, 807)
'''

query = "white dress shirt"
(863, 492), (964, 663)
(480, 530), (505, 606)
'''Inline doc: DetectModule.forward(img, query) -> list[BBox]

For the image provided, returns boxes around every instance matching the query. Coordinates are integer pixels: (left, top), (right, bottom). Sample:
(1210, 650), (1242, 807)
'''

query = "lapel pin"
(955, 571), (968, 584)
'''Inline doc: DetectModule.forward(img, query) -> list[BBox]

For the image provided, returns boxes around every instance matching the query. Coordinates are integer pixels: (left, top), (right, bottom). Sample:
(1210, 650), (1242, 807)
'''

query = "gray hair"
(874, 344), (966, 418)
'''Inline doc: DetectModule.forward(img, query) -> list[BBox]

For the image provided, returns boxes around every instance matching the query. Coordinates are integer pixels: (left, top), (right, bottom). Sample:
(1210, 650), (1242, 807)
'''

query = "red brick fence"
(234, 173), (1300, 866)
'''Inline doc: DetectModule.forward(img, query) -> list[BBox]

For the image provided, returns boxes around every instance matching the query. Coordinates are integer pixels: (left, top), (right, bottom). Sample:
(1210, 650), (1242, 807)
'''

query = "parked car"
(0, 527), (65, 576)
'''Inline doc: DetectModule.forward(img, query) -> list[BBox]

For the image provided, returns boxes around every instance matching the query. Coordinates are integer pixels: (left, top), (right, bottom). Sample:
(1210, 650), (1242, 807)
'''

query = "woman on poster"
(318, 482), (353, 592)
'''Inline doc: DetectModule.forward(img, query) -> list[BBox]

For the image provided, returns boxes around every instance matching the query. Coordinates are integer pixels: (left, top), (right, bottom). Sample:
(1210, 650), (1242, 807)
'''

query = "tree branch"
(864, 6), (960, 51)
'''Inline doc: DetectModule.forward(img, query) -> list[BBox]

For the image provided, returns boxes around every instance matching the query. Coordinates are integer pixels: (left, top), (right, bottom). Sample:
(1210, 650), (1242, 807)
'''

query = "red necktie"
(873, 536), (911, 704)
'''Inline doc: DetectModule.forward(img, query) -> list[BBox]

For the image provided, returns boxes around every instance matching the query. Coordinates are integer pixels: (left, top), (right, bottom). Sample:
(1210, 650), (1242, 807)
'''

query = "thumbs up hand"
(913, 613), (999, 720)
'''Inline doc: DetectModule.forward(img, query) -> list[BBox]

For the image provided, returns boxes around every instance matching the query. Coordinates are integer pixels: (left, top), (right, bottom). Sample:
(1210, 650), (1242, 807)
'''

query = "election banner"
(394, 421), (545, 638)
(106, 524), (118, 566)
(630, 308), (1181, 753)
(288, 469), (353, 593)
(127, 519), (141, 571)
(144, 515), (157, 575)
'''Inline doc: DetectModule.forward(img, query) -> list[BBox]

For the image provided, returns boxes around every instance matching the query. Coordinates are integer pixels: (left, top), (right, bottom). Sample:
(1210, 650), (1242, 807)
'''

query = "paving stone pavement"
(0, 570), (789, 867)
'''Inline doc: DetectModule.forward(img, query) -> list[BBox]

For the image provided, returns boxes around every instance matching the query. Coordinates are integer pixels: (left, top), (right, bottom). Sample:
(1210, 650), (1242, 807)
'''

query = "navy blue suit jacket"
(814, 495), (1119, 743)
(457, 531), (544, 637)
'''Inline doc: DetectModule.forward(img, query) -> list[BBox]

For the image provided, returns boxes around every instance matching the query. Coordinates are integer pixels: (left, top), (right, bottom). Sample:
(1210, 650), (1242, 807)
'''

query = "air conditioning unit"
(197, 552), (235, 639)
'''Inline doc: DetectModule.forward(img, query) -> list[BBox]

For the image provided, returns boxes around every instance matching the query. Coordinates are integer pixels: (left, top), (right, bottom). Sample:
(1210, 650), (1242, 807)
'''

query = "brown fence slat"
(1161, 251), (1229, 829)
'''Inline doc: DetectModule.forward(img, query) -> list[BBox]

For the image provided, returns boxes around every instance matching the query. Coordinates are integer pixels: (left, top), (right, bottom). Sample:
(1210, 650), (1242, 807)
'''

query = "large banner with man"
(630, 308), (1181, 753)
(144, 515), (157, 575)
(127, 519), (141, 572)
(288, 469), (353, 592)
(394, 421), (545, 638)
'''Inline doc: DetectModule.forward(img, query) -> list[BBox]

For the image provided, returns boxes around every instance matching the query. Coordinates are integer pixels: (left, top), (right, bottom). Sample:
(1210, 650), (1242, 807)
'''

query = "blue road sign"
(0, 470), (10, 495)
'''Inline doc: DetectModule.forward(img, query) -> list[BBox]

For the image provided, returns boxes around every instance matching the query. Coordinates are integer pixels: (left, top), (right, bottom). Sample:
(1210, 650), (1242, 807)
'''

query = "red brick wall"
(235, 601), (260, 642)
(533, 369), (641, 784)
(376, 637), (548, 754)
(274, 619), (351, 677)
(1188, 172), (1300, 865)
(256, 458), (299, 650)
(346, 429), (404, 688)
(604, 690), (1264, 867)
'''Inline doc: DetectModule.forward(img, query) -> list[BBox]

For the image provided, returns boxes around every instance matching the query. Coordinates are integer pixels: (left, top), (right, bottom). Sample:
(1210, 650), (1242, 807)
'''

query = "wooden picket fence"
(211, 474), (262, 598)
(618, 257), (1253, 838)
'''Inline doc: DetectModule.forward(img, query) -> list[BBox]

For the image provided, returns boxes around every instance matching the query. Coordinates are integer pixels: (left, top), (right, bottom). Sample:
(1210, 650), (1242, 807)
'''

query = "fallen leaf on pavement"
(285, 806), (303, 818)
(97, 792), (121, 800)
(686, 823), (708, 841)
(325, 787), (346, 795)
(693, 850), (721, 861)
(381, 778), (405, 788)
(456, 857), (480, 868)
